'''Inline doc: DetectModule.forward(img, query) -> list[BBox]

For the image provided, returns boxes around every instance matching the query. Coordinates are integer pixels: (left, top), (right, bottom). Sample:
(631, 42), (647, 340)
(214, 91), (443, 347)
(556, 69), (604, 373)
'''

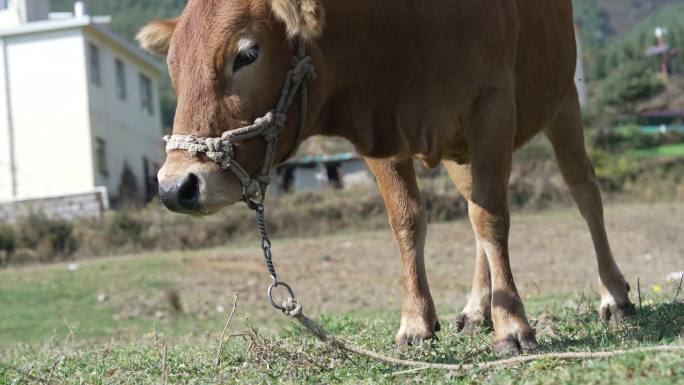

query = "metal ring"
(267, 281), (296, 311)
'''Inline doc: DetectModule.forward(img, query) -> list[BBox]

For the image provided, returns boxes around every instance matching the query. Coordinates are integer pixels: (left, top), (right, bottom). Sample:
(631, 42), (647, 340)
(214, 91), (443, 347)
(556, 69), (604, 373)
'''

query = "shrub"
(590, 149), (640, 191)
(14, 214), (78, 263)
(105, 211), (145, 249)
(0, 224), (16, 266)
(592, 125), (659, 153)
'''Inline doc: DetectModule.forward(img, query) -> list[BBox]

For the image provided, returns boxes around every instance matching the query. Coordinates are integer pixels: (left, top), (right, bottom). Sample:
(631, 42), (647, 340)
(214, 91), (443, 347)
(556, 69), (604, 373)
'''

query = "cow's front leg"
(366, 157), (439, 346)
(468, 86), (538, 355)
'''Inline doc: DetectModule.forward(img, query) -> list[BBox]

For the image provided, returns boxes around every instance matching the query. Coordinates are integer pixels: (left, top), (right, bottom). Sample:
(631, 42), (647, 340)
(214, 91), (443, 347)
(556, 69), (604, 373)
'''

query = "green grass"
(0, 252), (683, 384)
(0, 299), (683, 384)
(632, 143), (684, 158)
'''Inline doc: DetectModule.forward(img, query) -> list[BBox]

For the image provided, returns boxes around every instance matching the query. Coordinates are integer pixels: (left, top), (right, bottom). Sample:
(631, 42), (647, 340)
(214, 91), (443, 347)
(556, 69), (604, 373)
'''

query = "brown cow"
(138, 0), (635, 354)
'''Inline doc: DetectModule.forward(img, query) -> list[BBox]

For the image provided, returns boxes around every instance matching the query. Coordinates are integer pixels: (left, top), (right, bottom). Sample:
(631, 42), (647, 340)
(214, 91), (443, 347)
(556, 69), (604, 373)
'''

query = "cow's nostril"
(177, 173), (200, 210)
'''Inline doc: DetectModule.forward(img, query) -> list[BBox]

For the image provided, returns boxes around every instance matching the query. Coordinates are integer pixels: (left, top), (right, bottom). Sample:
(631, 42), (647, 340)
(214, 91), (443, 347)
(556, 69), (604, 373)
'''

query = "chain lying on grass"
(249, 199), (684, 374)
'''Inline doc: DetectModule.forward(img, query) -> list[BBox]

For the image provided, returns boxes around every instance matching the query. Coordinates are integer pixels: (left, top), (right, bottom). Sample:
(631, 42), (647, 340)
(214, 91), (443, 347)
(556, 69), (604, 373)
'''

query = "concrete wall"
(0, 187), (108, 222)
(84, 28), (163, 202)
(0, 37), (13, 199)
(1, 28), (94, 201)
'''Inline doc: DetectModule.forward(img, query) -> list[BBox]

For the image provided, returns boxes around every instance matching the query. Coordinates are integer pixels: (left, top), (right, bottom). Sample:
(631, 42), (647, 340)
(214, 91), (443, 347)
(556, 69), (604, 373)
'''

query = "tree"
(597, 60), (664, 114)
(118, 161), (141, 209)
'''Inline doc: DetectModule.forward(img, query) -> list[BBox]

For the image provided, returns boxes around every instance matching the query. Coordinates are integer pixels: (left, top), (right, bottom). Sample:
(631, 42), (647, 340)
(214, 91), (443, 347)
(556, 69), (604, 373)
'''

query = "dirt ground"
(169, 202), (684, 326)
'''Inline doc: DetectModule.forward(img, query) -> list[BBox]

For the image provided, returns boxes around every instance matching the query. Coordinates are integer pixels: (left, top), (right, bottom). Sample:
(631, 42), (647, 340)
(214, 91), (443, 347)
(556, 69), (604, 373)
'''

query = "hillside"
(50, 0), (185, 42)
(574, 0), (684, 78)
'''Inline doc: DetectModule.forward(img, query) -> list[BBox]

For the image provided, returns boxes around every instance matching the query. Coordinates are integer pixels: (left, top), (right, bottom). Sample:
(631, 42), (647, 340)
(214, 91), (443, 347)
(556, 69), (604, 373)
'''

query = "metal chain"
(247, 193), (297, 312)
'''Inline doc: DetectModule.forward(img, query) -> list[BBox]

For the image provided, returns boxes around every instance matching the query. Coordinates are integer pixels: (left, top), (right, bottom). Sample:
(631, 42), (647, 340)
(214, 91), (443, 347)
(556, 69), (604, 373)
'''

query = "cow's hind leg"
(545, 88), (635, 321)
(366, 157), (439, 346)
(444, 161), (492, 334)
(468, 86), (538, 355)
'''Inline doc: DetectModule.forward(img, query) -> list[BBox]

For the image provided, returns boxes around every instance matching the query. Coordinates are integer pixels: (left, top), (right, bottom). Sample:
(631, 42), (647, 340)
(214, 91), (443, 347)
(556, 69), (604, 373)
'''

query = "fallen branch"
(673, 274), (683, 304)
(215, 293), (239, 368)
(161, 345), (169, 385)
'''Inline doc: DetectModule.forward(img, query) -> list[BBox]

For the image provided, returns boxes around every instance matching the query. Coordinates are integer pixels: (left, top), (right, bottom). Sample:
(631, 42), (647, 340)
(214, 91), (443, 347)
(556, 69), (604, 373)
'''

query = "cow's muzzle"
(156, 152), (244, 215)
(159, 173), (200, 213)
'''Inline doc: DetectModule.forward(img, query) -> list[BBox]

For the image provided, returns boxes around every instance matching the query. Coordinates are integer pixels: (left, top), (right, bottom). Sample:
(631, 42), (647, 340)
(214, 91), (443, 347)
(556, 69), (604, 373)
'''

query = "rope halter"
(163, 39), (316, 204)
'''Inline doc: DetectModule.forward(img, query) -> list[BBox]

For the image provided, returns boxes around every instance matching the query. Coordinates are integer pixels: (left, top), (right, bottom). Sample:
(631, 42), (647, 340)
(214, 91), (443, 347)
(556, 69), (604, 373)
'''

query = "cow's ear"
(137, 19), (178, 56)
(270, 0), (325, 40)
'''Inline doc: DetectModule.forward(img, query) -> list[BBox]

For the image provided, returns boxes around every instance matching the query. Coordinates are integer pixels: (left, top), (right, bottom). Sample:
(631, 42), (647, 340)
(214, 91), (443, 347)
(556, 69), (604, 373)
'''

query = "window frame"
(139, 73), (154, 115)
(88, 43), (101, 87)
(95, 138), (108, 177)
(115, 58), (127, 100)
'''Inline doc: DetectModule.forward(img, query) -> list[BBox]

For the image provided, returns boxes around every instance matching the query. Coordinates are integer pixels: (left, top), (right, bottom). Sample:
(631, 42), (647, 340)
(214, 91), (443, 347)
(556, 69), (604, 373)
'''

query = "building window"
(95, 138), (108, 176)
(115, 59), (127, 100)
(88, 43), (101, 86)
(139, 73), (154, 115)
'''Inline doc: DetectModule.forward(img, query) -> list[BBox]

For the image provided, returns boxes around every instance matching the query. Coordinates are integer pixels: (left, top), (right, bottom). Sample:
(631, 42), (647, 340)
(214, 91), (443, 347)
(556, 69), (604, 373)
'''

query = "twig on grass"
(161, 345), (169, 385)
(386, 366), (431, 378)
(638, 278), (642, 310)
(673, 275), (683, 304)
(153, 320), (159, 347)
(46, 356), (62, 384)
(576, 292), (585, 314)
(215, 292), (239, 368)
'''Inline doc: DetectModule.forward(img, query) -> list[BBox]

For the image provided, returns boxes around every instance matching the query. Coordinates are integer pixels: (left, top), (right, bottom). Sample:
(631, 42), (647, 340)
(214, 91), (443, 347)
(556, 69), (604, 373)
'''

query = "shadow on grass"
(543, 302), (684, 353)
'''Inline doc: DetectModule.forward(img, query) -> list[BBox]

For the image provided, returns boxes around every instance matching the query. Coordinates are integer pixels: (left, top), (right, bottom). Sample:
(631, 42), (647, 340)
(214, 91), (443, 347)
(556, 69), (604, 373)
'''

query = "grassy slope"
(1, 209), (684, 384)
(633, 143), (684, 158)
(1, 294), (682, 384)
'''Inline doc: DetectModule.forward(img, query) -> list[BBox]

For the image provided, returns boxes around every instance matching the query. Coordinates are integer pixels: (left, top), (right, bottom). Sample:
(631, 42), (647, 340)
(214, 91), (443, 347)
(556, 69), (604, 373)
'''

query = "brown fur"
(141, 0), (634, 352)
(271, 0), (325, 40)
(136, 18), (178, 56)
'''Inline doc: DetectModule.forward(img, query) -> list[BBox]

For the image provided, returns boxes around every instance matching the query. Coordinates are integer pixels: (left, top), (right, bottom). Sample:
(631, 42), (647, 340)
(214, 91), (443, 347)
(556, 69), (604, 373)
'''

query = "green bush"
(591, 126), (684, 154)
(14, 214), (78, 263)
(105, 211), (145, 249)
(590, 148), (640, 191)
(593, 125), (659, 153)
(597, 61), (664, 114)
(0, 224), (16, 266)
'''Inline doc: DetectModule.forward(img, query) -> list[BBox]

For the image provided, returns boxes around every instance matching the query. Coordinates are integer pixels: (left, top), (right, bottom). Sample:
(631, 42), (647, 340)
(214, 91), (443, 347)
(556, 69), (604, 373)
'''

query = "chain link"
(247, 191), (297, 312)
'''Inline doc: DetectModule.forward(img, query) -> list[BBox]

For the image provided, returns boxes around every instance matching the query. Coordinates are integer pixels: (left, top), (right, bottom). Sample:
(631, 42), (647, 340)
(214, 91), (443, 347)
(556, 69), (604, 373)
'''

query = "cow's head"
(138, 0), (324, 214)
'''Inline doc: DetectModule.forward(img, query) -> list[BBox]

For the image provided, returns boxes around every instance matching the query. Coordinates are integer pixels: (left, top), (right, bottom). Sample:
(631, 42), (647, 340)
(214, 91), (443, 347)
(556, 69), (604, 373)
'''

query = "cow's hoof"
(395, 331), (437, 347)
(599, 300), (636, 322)
(493, 330), (539, 356)
(455, 312), (492, 335)
(395, 320), (440, 347)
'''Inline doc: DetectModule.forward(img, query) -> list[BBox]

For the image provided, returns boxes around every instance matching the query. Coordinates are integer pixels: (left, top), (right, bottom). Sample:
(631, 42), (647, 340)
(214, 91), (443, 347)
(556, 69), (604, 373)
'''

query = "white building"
(0, 0), (164, 207)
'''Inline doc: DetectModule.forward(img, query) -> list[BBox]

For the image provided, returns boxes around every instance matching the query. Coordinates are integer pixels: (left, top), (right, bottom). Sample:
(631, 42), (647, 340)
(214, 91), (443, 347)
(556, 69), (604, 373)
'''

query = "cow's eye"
(233, 45), (260, 72)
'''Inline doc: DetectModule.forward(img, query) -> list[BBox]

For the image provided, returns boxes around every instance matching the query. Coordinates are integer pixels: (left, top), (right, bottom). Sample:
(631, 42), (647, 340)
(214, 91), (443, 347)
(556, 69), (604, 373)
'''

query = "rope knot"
(204, 137), (225, 162)
(291, 56), (316, 83)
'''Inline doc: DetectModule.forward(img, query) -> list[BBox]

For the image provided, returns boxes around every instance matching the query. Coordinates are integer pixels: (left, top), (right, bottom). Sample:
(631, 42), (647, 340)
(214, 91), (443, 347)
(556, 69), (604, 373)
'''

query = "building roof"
(0, 15), (164, 74)
(638, 109), (684, 118)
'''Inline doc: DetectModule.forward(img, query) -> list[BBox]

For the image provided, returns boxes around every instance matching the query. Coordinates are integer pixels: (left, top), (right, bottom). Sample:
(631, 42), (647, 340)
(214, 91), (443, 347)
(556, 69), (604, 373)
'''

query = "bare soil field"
(165, 202), (684, 326)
